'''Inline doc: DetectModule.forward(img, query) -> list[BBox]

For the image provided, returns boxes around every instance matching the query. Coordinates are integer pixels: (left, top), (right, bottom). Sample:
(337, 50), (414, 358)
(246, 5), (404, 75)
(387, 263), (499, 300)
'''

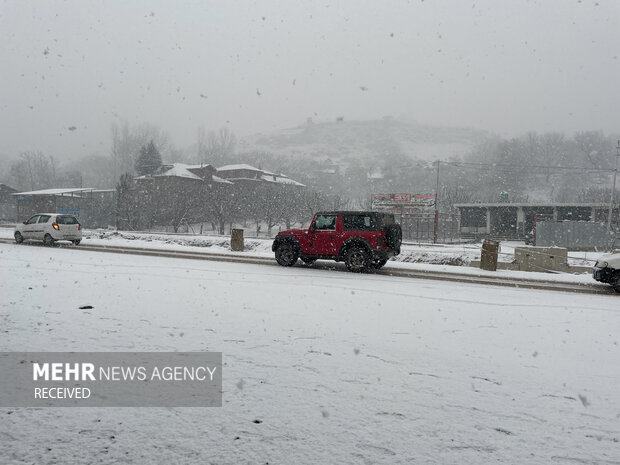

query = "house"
(130, 162), (305, 232)
(216, 164), (264, 182)
(133, 163), (235, 232)
(216, 164), (305, 187)
(135, 163), (233, 192)
(259, 169), (305, 187)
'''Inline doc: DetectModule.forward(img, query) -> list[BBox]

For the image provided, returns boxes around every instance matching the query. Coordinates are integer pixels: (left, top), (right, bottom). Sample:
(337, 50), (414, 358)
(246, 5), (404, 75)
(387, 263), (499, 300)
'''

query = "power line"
(398, 161), (613, 173)
(439, 160), (613, 172)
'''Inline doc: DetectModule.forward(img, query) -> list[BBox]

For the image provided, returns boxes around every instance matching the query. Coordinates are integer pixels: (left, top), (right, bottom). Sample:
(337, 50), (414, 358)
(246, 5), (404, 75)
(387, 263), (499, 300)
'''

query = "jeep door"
(308, 214), (339, 256)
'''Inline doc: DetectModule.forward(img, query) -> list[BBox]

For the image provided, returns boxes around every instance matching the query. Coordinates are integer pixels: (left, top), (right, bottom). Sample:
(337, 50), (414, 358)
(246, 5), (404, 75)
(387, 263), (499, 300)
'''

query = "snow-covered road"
(1, 243), (619, 464)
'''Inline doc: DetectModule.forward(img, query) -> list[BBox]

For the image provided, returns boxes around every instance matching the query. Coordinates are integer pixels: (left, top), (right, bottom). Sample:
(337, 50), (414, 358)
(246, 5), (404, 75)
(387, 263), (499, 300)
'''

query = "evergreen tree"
(134, 140), (162, 176)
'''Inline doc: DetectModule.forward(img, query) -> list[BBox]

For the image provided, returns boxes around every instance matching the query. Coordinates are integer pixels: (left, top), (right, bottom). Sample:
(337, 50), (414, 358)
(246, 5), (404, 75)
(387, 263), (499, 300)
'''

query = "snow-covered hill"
(238, 117), (490, 163)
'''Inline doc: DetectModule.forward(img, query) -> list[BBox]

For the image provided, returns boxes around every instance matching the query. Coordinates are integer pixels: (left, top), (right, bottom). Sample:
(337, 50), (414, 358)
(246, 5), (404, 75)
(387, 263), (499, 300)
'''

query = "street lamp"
(607, 140), (620, 232)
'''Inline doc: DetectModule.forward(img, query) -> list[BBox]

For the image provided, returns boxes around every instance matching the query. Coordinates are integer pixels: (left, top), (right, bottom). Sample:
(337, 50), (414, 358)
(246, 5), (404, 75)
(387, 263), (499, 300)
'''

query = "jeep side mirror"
(310, 223), (316, 233)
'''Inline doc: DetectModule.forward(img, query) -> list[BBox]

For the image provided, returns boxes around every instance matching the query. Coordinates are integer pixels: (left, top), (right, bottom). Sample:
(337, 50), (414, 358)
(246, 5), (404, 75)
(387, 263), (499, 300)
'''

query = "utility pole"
(607, 140), (620, 233)
(434, 160), (440, 243)
(435, 160), (441, 211)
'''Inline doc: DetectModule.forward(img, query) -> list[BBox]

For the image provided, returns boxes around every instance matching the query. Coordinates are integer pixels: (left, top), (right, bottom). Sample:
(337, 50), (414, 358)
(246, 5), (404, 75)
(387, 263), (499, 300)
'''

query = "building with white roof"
(216, 164), (304, 187)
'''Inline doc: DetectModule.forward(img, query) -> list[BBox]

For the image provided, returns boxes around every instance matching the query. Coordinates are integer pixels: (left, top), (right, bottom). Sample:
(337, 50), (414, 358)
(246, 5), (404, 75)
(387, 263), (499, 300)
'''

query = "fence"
(398, 211), (461, 244)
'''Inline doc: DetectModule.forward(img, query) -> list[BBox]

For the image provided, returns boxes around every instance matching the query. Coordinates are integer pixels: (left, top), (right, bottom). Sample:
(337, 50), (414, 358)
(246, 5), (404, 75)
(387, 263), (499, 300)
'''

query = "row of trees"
(437, 131), (619, 209)
(115, 173), (335, 235)
(2, 120), (617, 224)
(257, 130), (619, 212)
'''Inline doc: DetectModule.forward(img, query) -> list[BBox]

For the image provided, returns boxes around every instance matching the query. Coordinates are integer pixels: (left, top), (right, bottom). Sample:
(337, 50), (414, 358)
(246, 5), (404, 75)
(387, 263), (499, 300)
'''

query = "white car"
(593, 253), (620, 293)
(14, 213), (82, 246)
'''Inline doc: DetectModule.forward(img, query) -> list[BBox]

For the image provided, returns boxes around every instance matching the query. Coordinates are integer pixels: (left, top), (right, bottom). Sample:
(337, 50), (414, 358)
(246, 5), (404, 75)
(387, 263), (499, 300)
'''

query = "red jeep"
(272, 211), (402, 272)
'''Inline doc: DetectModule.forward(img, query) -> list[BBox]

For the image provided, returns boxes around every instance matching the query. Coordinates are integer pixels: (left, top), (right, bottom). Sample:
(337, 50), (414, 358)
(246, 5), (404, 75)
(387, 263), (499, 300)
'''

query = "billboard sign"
(371, 193), (436, 211)
(57, 207), (80, 218)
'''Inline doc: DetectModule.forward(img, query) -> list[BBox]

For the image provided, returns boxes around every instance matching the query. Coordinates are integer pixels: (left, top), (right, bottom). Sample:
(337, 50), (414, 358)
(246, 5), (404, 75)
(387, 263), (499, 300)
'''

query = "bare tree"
(9, 151), (56, 191)
(116, 173), (138, 230)
(574, 131), (614, 169)
(202, 181), (236, 235)
(198, 127), (236, 166)
(149, 178), (201, 232)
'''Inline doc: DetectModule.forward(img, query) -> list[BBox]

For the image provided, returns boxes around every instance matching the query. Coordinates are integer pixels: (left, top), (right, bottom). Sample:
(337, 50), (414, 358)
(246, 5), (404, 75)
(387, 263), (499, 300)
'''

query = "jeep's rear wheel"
(371, 257), (388, 269)
(275, 243), (298, 267)
(345, 246), (370, 272)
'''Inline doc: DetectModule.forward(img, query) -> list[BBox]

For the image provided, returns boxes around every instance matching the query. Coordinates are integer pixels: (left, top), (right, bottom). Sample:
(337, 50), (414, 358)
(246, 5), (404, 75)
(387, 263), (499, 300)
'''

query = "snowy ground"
(1, 242), (619, 464)
(0, 227), (607, 268)
(0, 228), (605, 286)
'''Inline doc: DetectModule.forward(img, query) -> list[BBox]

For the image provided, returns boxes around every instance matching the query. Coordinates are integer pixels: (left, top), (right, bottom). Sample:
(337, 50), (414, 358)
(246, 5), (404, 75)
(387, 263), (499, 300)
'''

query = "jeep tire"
(345, 246), (370, 272)
(385, 224), (402, 250)
(371, 257), (388, 269)
(275, 242), (299, 267)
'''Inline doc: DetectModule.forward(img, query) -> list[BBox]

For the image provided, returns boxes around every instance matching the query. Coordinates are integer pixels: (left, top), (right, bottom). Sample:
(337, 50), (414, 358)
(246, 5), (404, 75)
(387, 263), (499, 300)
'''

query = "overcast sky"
(1, 0), (618, 161)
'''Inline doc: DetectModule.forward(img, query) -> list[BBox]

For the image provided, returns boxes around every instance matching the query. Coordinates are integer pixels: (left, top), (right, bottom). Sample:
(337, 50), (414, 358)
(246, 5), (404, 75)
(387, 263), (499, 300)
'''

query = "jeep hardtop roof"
(315, 211), (394, 216)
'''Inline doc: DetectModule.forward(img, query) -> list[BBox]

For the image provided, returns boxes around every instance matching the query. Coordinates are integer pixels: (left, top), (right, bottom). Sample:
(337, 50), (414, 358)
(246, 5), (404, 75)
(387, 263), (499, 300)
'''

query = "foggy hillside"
(238, 117), (489, 163)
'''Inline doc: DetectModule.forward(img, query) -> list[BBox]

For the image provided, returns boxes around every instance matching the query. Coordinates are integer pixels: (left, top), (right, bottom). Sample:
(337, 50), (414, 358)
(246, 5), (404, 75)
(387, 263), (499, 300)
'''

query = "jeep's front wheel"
(345, 246), (370, 272)
(275, 243), (299, 267)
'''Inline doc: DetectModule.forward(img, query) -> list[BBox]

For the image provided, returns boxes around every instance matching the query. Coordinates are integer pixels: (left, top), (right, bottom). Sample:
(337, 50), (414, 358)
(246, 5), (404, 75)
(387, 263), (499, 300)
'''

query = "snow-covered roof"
(217, 163), (262, 172)
(279, 178), (305, 187)
(184, 163), (216, 170)
(454, 202), (611, 208)
(224, 177), (263, 183)
(13, 188), (95, 196)
(149, 162), (303, 186)
(154, 163), (202, 180)
(138, 164), (234, 184)
(0, 183), (17, 191)
(260, 173), (305, 187)
(212, 175), (233, 185)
